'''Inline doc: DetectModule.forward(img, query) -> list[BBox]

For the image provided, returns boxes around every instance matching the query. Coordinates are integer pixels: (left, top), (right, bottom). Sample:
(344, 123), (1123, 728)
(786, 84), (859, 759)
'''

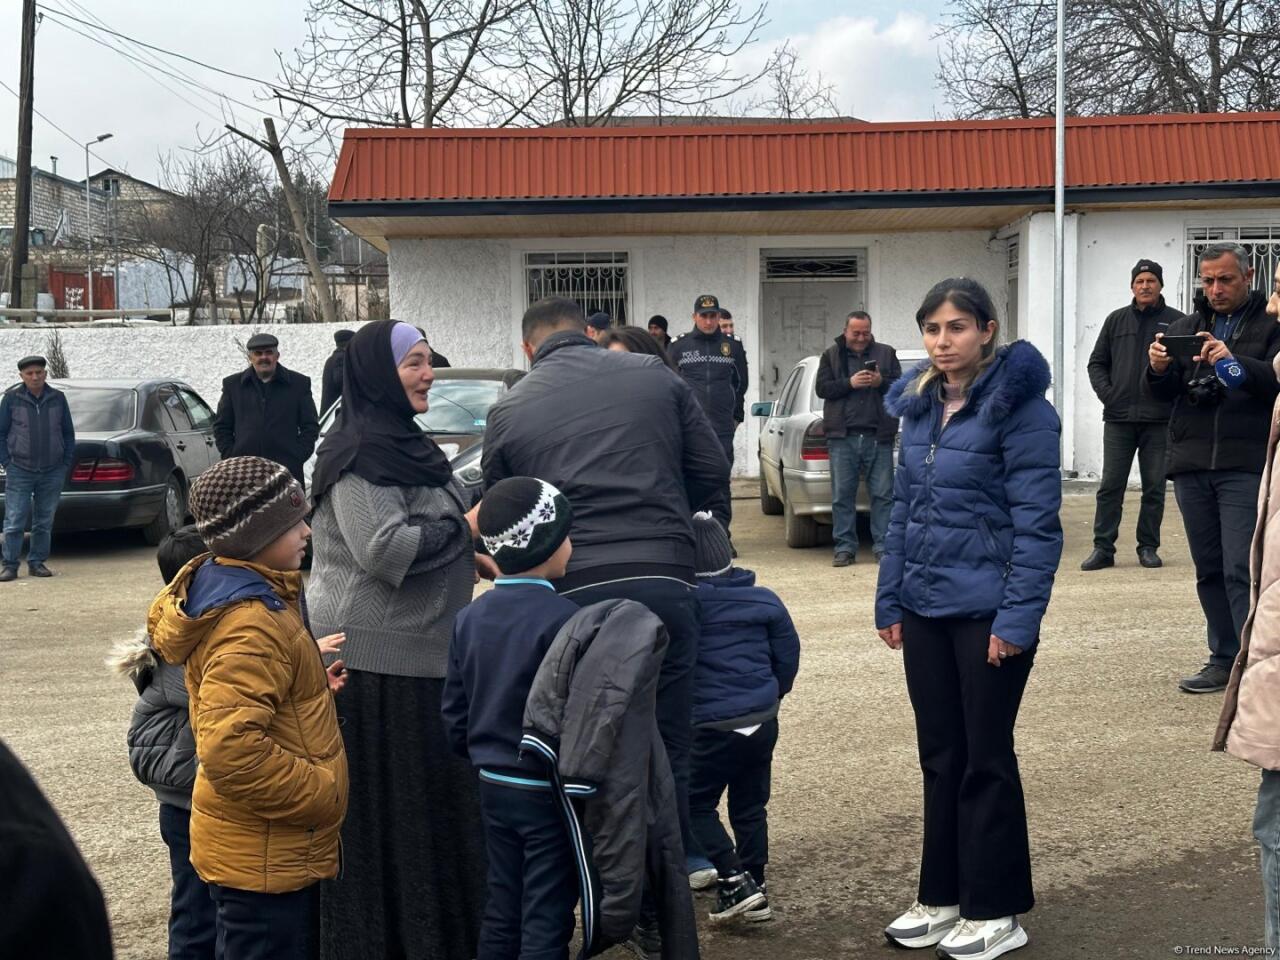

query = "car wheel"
(143, 475), (185, 546)
(783, 483), (819, 549)
(759, 472), (783, 516)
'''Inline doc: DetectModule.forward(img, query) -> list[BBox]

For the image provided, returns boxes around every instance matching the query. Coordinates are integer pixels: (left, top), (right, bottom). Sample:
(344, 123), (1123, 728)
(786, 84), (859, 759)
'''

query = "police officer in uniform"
(669, 294), (743, 535)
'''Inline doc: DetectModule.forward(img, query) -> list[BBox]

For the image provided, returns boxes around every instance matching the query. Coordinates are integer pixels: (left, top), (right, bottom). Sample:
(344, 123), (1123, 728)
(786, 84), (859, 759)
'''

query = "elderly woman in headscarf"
(309, 319), (487, 960)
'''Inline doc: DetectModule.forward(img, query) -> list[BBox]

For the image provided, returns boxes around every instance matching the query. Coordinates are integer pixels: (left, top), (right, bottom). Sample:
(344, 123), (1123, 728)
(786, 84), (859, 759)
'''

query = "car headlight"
(455, 462), (484, 485)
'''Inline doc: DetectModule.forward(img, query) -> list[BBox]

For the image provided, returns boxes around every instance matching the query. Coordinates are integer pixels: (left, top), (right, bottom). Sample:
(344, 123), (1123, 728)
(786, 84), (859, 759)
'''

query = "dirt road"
(0, 491), (1265, 959)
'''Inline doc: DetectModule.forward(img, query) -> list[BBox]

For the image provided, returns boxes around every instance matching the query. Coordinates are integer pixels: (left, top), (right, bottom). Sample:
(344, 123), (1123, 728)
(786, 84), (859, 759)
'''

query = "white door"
(759, 250), (866, 403)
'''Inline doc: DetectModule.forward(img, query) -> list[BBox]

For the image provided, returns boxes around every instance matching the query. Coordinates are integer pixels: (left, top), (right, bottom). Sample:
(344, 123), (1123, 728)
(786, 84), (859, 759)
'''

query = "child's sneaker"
(709, 872), (766, 921)
(936, 916), (1027, 960)
(743, 881), (772, 922)
(688, 854), (718, 891)
(884, 900), (960, 948)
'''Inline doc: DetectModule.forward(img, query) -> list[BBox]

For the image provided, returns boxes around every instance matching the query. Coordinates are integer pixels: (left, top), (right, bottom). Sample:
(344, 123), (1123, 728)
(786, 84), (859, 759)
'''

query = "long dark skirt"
(319, 669), (487, 960)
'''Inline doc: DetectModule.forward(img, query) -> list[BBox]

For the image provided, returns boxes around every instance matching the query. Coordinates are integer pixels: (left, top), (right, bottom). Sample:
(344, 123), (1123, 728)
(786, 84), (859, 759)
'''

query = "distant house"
(327, 112), (1280, 478)
(0, 155), (111, 249)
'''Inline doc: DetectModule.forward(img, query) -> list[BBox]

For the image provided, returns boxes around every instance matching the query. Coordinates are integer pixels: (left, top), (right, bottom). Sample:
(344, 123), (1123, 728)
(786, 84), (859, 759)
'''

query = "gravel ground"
(0, 487), (1266, 959)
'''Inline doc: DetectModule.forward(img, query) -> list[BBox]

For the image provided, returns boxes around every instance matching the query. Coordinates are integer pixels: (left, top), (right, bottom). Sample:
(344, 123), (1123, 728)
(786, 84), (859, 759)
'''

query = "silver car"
(752, 351), (926, 548)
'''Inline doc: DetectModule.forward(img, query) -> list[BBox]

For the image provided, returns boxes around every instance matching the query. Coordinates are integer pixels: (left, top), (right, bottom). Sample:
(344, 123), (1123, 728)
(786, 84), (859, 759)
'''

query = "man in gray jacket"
(814, 312), (901, 566)
(483, 297), (730, 864)
(0, 355), (75, 581)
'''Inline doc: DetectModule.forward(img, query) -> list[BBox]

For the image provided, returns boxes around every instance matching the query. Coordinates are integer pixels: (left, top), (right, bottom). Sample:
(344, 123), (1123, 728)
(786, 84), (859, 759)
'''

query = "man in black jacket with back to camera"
(1082, 259), (1182, 573)
(482, 297), (730, 924)
(1147, 242), (1280, 694)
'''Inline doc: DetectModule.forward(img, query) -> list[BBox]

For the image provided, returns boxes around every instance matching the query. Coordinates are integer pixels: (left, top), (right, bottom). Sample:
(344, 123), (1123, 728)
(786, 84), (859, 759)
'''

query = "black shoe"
(832, 552), (854, 567)
(1138, 547), (1163, 568)
(744, 881), (773, 922)
(27, 561), (53, 578)
(622, 920), (662, 960)
(0, 565), (16, 583)
(1179, 663), (1230, 694)
(1080, 549), (1114, 571)
(710, 872), (766, 921)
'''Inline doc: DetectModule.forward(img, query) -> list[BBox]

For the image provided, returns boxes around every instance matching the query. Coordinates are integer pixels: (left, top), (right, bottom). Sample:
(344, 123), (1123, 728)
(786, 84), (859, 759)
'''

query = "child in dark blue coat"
(687, 512), (800, 925)
(442, 477), (580, 960)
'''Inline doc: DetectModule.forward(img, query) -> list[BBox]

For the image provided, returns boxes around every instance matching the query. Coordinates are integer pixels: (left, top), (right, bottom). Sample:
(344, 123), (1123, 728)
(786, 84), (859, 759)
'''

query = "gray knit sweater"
(307, 473), (475, 678)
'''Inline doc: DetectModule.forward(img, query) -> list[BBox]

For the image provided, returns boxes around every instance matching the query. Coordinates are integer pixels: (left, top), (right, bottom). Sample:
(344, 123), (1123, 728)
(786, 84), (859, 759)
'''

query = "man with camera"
(815, 310), (901, 567)
(1082, 259), (1182, 572)
(1148, 242), (1280, 694)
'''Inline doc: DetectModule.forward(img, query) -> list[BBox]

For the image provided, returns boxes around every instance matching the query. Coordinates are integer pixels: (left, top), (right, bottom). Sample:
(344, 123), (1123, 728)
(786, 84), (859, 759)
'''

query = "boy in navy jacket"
(442, 477), (580, 960)
(688, 512), (800, 925)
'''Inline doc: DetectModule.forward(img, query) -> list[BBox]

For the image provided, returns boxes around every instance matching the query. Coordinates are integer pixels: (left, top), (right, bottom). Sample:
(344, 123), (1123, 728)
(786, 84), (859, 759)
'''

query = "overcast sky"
(0, 0), (948, 185)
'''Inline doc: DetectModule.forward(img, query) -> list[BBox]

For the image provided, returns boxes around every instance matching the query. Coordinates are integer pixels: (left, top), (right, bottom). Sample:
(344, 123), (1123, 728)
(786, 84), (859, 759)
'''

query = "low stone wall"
(0, 322), (370, 409)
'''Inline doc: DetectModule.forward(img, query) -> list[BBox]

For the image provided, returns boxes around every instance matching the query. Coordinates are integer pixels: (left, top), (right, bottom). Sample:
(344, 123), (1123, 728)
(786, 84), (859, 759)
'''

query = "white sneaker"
(688, 866), (719, 890)
(884, 900), (960, 948)
(936, 916), (1028, 959)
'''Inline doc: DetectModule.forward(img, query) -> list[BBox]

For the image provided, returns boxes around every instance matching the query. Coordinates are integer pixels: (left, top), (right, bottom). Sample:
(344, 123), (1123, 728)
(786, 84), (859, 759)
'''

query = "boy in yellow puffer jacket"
(149, 456), (348, 960)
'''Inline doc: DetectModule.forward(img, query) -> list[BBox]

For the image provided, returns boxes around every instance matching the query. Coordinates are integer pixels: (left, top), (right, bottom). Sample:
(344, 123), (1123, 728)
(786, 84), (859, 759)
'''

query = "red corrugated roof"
(328, 113), (1280, 205)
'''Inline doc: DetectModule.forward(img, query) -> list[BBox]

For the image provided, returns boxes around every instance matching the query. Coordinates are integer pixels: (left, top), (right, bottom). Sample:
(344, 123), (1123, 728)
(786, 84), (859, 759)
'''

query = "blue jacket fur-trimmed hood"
(875, 340), (1063, 648)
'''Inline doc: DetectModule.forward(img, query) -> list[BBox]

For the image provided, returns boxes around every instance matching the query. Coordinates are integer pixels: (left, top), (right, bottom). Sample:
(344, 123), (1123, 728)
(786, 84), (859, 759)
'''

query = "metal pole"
(83, 133), (111, 314)
(1053, 0), (1066, 419)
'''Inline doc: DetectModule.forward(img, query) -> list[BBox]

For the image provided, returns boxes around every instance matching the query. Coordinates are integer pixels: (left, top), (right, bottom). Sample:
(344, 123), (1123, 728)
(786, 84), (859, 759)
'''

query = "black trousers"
(564, 576), (701, 856)
(158, 803), (217, 960)
(714, 431), (736, 532)
(208, 883), (312, 960)
(901, 611), (1035, 920)
(1173, 469), (1261, 669)
(689, 719), (778, 886)
(477, 782), (578, 960)
(1091, 420), (1168, 554)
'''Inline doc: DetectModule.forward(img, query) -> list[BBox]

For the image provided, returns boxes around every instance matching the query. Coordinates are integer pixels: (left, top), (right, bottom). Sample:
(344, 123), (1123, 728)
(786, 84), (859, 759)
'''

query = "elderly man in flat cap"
(213, 333), (320, 486)
(0, 355), (75, 581)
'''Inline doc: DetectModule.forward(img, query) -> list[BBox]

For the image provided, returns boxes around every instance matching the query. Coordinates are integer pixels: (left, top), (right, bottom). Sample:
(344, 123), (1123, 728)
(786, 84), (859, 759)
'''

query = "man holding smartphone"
(1082, 259), (1181, 572)
(1148, 242), (1280, 694)
(816, 310), (901, 567)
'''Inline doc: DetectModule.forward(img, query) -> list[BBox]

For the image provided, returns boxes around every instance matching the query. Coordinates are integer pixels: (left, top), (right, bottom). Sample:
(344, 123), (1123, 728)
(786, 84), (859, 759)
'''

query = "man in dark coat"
(1148, 242), (1280, 694)
(320, 329), (354, 414)
(668, 294), (743, 536)
(1082, 259), (1181, 573)
(213, 333), (320, 486)
(0, 355), (75, 581)
(718, 309), (749, 426)
(482, 297), (730, 890)
(815, 311), (901, 567)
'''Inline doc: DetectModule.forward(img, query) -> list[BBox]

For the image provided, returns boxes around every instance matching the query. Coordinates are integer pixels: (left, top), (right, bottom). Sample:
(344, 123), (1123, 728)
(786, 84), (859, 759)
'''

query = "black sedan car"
(305, 367), (523, 504)
(0, 379), (220, 544)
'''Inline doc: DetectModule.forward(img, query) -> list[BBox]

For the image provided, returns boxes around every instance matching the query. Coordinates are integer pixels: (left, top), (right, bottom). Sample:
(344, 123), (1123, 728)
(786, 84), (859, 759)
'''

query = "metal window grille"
(525, 251), (630, 324)
(1185, 225), (1280, 310)
(762, 254), (862, 280)
(1007, 237), (1020, 277)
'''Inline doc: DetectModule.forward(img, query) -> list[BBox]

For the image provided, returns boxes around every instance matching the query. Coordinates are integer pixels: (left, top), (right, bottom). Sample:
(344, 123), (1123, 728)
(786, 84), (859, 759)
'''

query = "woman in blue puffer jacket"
(876, 278), (1062, 960)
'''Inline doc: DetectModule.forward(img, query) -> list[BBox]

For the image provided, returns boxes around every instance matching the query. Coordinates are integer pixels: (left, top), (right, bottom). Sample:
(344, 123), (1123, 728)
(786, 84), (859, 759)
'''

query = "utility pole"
(225, 119), (337, 324)
(8, 0), (37, 310)
(84, 132), (112, 313)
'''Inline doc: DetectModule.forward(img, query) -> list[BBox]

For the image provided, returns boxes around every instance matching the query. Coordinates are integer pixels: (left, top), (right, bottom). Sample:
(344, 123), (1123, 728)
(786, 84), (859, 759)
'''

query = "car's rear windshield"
(417, 379), (504, 434)
(62, 388), (137, 432)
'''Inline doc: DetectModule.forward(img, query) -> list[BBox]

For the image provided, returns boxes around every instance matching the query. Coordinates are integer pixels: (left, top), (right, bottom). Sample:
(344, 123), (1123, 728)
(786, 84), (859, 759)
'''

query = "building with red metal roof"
(328, 113), (1280, 485)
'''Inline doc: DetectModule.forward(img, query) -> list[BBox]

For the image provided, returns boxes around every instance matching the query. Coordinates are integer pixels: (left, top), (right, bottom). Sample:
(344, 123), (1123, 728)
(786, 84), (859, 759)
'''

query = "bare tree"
(498, 0), (769, 125)
(274, 0), (530, 156)
(755, 40), (840, 121)
(937, 0), (1280, 118)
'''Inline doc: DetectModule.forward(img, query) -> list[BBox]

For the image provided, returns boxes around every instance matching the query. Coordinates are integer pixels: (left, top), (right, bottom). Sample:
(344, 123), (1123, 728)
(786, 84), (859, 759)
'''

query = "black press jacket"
(815, 336), (902, 442)
(213, 364), (321, 485)
(1147, 291), (1280, 476)
(521, 600), (699, 959)
(668, 327), (743, 437)
(1087, 297), (1181, 423)
(482, 331), (730, 577)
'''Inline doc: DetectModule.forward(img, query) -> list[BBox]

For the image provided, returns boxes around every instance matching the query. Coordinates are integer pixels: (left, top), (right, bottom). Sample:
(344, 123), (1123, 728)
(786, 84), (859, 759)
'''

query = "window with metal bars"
(525, 251), (630, 324)
(1185, 225), (1280, 310)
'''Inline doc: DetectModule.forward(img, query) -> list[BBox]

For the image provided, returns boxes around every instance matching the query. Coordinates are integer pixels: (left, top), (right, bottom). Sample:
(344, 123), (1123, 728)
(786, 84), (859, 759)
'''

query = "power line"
(0, 76), (115, 169)
(35, 4), (282, 92)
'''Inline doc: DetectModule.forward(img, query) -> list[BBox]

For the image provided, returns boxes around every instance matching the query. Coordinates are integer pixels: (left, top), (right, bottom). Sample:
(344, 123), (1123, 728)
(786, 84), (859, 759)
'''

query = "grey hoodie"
(521, 599), (699, 959)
